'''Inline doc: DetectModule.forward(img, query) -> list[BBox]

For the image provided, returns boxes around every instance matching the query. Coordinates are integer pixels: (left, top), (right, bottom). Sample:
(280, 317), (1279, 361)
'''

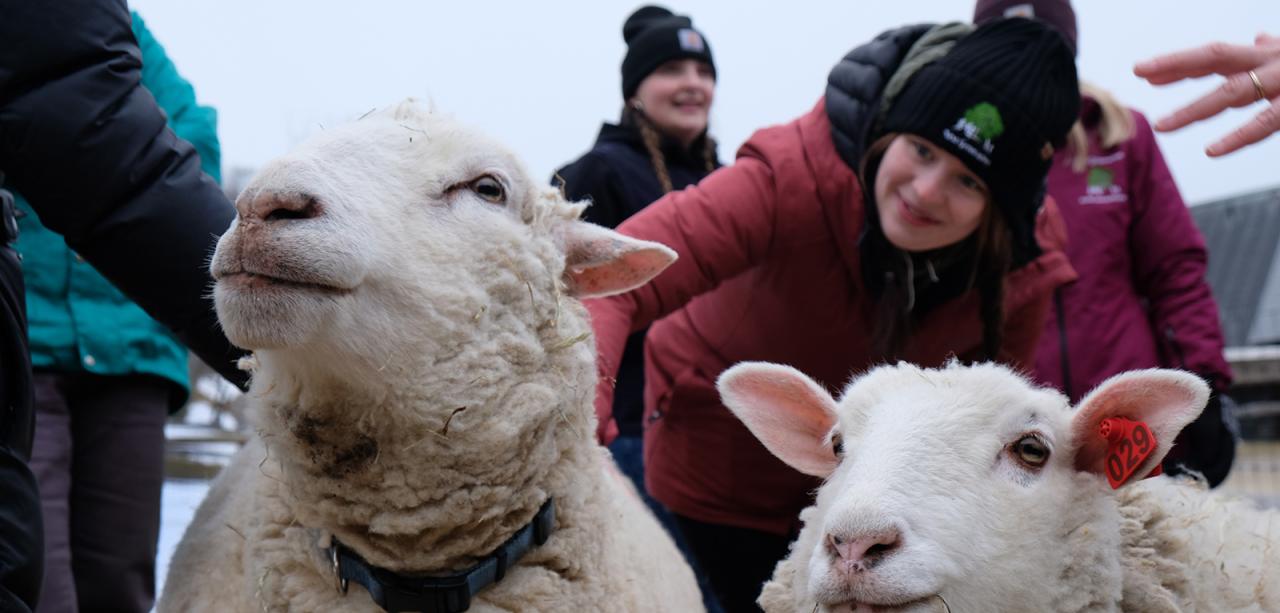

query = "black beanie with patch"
(621, 6), (716, 100)
(882, 17), (1079, 262)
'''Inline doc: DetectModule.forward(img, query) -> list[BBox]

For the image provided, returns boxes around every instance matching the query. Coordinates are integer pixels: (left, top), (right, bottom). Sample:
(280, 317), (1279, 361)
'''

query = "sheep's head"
(719, 361), (1208, 612)
(211, 99), (674, 389)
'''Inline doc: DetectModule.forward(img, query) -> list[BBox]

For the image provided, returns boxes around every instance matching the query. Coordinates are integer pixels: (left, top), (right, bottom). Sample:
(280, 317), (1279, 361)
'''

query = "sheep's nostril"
(865, 539), (899, 558)
(827, 529), (902, 564)
(242, 192), (323, 223)
(265, 203), (316, 222)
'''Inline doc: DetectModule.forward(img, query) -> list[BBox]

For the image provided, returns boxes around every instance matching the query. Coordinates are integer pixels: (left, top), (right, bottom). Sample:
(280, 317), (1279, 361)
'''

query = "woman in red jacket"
(587, 18), (1080, 612)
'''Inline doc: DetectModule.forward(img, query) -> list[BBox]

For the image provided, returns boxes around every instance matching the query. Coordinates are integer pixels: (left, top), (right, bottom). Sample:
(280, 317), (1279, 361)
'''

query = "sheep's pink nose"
(827, 529), (901, 567)
(240, 192), (322, 223)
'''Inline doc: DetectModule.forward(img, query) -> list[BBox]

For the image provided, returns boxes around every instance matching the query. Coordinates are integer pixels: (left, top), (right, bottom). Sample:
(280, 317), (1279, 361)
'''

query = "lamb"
(158, 100), (704, 612)
(718, 360), (1278, 612)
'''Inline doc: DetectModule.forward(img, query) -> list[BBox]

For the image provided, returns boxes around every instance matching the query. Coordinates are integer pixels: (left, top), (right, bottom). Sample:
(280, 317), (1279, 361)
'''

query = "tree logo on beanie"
(678, 29), (705, 52)
(964, 103), (1005, 141)
(943, 102), (1003, 166)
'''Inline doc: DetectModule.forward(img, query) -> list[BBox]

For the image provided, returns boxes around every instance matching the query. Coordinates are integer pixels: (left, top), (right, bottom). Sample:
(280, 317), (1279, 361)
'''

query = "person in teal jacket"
(13, 13), (220, 612)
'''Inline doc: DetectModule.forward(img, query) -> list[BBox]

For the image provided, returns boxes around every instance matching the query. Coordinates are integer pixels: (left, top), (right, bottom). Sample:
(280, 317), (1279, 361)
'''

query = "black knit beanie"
(621, 6), (716, 100)
(881, 17), (1079, 261)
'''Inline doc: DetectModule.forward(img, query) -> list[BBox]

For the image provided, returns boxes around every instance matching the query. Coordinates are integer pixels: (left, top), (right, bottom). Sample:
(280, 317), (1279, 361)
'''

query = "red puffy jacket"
(587, 99), (1077, 535)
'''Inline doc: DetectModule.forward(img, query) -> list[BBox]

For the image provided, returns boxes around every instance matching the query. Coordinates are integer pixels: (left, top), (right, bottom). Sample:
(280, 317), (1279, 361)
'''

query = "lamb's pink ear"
(718, 362), (841, 477)
(1071, 369), (1209, 487)
(559, 221), (677, 298)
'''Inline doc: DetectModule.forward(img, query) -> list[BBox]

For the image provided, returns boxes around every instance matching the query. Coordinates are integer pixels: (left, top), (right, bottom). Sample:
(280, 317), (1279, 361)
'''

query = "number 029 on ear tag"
(1099, 417), (1157, 489)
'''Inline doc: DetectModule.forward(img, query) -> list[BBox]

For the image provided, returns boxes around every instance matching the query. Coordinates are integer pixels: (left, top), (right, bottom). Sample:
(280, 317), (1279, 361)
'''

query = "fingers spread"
(1154, 71), (1265, 131)
(1207, 100), (1280, 156)
(1135, 41), (1272, 85)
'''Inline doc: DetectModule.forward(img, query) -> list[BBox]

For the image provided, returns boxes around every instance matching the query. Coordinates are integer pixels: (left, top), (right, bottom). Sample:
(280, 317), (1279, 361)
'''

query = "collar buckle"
(329, 542), (349, 594)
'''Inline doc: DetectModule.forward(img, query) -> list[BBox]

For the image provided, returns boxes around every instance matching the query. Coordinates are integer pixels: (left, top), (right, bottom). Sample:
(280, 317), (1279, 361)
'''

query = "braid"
(701, 134), (718, 174)
(629, 107), (675, 194)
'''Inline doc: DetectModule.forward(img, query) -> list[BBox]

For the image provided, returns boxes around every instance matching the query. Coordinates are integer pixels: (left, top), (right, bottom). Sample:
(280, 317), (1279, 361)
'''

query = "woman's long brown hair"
(970, 203), (1013, 361)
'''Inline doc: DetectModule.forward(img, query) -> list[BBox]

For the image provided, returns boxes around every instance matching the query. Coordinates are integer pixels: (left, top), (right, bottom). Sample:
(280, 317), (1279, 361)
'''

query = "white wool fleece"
(159, 100), (701, 612)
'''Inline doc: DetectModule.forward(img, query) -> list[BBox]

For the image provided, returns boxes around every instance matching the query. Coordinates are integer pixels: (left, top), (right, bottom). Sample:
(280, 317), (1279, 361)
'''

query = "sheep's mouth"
(217, 271), (352, 295)
(825, 594), (945, 612)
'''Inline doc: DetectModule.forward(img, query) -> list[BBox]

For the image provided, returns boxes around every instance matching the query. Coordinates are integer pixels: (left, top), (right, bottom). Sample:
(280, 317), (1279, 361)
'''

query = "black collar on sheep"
(325, 497), (555, 612)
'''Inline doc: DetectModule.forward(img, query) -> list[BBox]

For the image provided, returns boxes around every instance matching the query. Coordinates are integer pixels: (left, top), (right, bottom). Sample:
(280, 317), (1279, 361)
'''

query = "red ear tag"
(1099, 417), (1158, 489)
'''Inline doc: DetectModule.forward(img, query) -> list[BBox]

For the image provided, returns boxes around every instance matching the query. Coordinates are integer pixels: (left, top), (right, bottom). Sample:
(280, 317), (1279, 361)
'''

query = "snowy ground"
(156, 479), (211, 598)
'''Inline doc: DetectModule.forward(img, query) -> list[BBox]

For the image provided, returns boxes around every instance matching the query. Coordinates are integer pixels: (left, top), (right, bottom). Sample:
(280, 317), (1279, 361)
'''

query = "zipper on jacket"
(1054, 289), (1073, 400)
(1164, 326), (1189, 370)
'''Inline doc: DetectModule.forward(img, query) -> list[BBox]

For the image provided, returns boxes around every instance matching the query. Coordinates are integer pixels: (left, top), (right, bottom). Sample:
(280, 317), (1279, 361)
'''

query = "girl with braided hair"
(553, 5), (723, 612)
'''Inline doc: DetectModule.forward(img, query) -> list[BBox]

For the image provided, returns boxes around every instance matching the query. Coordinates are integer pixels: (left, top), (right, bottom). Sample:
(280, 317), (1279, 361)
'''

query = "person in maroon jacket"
(975, 0), (1238, 487)
(586, 18), (1080, 612)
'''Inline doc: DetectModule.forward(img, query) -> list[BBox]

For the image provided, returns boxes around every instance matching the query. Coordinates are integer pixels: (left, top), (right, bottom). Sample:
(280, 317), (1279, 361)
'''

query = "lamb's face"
(211, 103), (553, 365)
(804, 364), (1079, 611)
(719, 362), (1209, 612)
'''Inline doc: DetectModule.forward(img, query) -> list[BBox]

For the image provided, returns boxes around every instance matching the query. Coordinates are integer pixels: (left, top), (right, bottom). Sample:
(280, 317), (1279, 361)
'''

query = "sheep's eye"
(1013, 435), (1050, 467)
(831, 432), (844, 458)
(470, 176), (505, 204)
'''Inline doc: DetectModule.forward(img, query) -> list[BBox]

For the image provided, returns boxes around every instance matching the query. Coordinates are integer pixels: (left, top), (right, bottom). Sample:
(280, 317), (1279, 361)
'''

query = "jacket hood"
(825, 23), (935, 173)
(825, 23), (976, 173)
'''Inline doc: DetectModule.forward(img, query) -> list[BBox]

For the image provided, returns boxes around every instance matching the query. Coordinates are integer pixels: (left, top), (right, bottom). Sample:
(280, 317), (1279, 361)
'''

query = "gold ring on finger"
(1249, 69), (1269, 102)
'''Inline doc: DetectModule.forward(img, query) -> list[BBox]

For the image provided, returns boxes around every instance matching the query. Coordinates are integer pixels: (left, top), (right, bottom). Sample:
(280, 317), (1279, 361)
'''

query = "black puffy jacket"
(0, 0), (246, 389)
(825, 23), (934, 172)
(553, 119), (719, 437)
(0, 2), (249, 609)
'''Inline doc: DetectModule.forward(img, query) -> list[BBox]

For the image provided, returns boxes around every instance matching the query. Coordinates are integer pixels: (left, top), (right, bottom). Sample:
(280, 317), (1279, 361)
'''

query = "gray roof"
(1191, 186), (1280, 347)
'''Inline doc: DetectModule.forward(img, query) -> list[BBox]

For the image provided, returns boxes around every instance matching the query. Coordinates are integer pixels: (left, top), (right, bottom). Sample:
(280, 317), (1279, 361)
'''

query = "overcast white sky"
(128, 0), (1279, 205)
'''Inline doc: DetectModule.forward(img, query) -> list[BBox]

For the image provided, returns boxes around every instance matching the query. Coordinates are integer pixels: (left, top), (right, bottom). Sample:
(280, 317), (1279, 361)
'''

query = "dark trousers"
(608, 435), (724, 613)
(28, 373), (168, 613)
(673, 514), (794, 613)
(0, 242), (41, 613)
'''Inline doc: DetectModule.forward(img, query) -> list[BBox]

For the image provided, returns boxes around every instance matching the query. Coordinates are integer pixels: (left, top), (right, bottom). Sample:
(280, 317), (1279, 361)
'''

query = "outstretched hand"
(1134, 33), (1280, 157)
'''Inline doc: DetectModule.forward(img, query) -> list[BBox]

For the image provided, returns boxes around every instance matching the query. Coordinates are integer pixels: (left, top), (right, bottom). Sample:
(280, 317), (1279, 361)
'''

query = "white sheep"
(718, 360), (1278, 612)
(158, 100), (704, 612)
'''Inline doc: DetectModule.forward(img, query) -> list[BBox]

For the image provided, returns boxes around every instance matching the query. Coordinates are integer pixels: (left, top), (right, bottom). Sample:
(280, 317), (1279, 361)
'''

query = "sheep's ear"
(1070, 369), (1209, 488)
(718, 362), (841, 477)
(559, 221), (677, 298)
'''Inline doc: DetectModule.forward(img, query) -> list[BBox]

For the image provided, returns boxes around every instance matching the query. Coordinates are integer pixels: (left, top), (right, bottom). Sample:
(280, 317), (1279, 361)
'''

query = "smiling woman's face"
(633, 58), (715, 147)
(874, 135), (990, 252)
